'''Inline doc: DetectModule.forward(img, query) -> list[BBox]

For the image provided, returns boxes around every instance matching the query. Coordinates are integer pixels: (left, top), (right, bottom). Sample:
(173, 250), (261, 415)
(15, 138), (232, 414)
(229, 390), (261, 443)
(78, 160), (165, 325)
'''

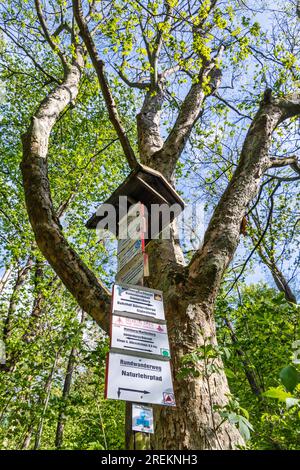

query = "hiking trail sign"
(112, 283), (165, 322)
(105, 351), (176, 406)
(111, 315), (170, 358)
(96, 193), (180, 438)
(117, 238), (145, 272)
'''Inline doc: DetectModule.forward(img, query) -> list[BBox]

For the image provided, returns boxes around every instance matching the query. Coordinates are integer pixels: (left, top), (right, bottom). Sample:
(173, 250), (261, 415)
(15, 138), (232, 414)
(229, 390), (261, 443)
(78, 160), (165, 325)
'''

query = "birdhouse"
(85, 164), (185, 242)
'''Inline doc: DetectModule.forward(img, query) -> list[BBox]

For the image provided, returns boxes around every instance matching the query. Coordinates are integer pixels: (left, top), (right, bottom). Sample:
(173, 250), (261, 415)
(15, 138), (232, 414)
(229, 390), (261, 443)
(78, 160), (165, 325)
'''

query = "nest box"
(85, 164), (185, 241)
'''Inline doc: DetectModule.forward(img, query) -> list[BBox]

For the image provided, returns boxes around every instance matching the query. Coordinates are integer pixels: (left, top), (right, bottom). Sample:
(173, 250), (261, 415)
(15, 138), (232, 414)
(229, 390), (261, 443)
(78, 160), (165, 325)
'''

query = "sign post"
(103, 201), (176, 448)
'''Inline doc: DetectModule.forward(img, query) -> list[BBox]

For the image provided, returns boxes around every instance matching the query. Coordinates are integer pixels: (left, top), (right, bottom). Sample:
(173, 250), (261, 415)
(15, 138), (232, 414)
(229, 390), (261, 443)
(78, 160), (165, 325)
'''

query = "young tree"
(8, 0), (300, 449)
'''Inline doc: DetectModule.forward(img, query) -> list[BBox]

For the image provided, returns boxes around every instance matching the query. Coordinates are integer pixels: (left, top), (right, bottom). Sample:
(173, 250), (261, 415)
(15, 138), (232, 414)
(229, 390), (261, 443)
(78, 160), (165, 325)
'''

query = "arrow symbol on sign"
(124, 346), (152, 352)
(117, 387), (150, 398)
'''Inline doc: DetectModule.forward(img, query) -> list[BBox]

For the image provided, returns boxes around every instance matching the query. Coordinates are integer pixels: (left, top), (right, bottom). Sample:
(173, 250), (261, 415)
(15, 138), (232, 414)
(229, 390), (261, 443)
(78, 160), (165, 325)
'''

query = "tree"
(2, 0), (299, 449)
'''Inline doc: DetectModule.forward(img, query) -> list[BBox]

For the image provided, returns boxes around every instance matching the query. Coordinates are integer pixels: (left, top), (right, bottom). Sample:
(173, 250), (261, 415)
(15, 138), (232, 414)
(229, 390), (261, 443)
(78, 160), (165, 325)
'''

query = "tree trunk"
(270, 264), (297, 304)
(54, 346), (76, 449)
(3, 257), (33, 341)
(34, 352), (59, 450)
(0, 266), (12, 295)
(22, 260), (46, 344)
(223, 318), (263, 396)
(149, 268), (244, 449)
(140, 233), (243, 449)
(258, 248), (297, 304)
(21, 423), (34, 450)
(55, 310), (84, 448)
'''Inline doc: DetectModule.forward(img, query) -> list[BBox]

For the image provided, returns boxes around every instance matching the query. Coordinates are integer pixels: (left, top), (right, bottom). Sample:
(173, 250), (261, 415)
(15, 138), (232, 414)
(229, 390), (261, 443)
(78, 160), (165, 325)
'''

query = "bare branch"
(152, 0), (172, 86)
(250, 215), (297, 304)
(269, 154), (300, 176)
(214, 93), (252, 120)
(116, 66), (149, 90)
(225, 182), (280, 297)
(34, 0), (68, 69)
(188, 90), (300, 304)
(0, 25), (59, 84)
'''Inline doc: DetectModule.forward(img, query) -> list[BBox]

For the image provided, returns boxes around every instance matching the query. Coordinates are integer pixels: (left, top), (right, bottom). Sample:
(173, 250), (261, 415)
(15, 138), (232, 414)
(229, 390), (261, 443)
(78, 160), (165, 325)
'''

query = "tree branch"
(225, 182), (279, 297)
(34, 0), (68, 70)
(73, 0), (138, 170)
(21, 47), (111, 333)
(116, 66), (149, 90)
(188, 90), (300, 304)
(150, 48), (224, 180)
(214, 93), (252, 120)
(269, 154), (300, 175)
(151, 0), (172, 87)
(250, 215), (297, 304)
(0, 25), (59, 84)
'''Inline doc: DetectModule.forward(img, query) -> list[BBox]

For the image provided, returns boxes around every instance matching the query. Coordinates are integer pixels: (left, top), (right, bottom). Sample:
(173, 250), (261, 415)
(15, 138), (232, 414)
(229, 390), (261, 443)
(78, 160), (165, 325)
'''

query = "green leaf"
(279, 365), (300, 392)
(263, 387), (292, 401)
(238, 416), (253, 442)
(224, 368), (235, 379)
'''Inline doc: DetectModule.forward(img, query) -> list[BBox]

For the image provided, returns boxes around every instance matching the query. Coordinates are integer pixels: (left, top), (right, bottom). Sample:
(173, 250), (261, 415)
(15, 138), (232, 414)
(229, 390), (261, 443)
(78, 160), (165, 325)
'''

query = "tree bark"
(20, 50), (111, 333)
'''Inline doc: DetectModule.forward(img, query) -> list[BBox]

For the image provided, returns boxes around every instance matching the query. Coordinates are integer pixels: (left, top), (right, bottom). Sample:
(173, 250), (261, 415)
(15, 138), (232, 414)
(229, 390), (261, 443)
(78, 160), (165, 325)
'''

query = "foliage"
(0, 0), (299, 451)
(216, 285), (300, 450)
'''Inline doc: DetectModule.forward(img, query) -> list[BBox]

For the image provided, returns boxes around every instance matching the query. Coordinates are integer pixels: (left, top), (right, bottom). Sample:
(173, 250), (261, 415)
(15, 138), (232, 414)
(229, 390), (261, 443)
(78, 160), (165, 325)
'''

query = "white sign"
(105, 352), (176, 406)
(132, 404), (154, 434)
(117, 238), (144, 272)
(111, 315), (170, 358)
(112, 283), (165, 322)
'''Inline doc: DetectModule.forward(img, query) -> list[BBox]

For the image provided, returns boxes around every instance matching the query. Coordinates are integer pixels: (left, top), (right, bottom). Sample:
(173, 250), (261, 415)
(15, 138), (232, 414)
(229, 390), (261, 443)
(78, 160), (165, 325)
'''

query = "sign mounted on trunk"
(132, 404), (154, 434)
(112, 283), (165, 322)
(111, 315), (170, 358)
(116, 253), (149, 285)
(105, 351), (175, 406)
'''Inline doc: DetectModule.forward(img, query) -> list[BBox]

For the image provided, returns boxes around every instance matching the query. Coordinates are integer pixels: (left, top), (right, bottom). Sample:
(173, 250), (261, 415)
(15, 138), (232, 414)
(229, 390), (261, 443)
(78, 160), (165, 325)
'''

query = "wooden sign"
(117, 239), (145, 273)
(116, 252), (149, 285)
